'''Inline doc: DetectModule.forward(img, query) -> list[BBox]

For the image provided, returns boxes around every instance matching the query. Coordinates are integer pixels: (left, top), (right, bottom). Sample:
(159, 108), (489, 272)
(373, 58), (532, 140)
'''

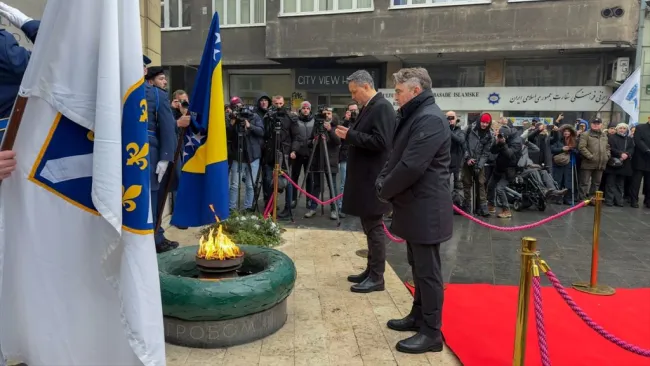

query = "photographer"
(336, 102), (358, 218)
(304, 107), (341, 220)
(226, 102), (264, 212)
(169, 89), (192, 229)
(290, 101), (316, 210)
(261, 95), (303, 218)
(462, 113), (493, 216)
(487, 126), (522, 218)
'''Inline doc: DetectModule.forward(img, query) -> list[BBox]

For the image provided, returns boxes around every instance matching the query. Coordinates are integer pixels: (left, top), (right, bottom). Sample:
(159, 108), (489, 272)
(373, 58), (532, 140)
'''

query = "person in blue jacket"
(145, 66), (179, 253)
(0, 2), (37, 180)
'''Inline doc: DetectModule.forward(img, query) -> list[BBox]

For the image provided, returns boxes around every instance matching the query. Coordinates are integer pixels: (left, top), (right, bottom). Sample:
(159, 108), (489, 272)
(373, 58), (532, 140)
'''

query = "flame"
(198, 225), (242, 260)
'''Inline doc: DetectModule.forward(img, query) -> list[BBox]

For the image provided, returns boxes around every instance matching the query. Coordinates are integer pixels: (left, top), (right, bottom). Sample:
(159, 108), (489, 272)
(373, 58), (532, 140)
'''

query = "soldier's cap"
(143, 55), (152, 66)
(145, 66), (165, 80)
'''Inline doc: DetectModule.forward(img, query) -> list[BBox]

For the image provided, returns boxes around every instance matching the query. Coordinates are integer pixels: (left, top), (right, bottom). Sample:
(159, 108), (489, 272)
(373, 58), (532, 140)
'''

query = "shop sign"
(295, 68), (380, 93)
(379, 86), (612, 112)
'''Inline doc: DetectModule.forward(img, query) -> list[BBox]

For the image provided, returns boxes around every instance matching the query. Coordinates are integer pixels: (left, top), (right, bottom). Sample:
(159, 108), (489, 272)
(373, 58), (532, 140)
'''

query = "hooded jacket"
(490, 124), (523, 172)
(463, 113), (493, 169)
(255, 93), (271, 121)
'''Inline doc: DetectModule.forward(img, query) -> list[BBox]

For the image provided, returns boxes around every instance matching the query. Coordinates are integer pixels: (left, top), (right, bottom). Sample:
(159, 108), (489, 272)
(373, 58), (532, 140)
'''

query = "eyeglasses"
(446, 116), (455, 120)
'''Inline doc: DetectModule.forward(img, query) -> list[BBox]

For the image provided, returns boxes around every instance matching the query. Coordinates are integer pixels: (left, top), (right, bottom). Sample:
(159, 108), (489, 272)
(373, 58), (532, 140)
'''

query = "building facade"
(160, 0), (640, 123)
(2, 0), (162, 65)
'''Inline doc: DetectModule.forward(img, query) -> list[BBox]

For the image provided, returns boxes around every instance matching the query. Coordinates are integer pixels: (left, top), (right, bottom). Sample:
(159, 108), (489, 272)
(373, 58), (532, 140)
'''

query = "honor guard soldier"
(145, 65), (179, 253)
(0, 1), (39, 180)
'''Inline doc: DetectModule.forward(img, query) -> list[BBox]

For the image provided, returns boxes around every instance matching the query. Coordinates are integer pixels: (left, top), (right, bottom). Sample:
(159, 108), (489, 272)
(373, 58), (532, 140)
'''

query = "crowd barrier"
(516, 237), (650, 366)
(270, 171), (648, 364)
(274, 172), (613, 294)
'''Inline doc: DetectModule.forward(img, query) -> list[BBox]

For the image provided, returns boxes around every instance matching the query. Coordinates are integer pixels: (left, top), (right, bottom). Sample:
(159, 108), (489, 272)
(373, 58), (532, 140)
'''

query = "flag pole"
(0, 96), (29, 188)
(154, 126), (187, 232)
(0, 96), (28, 151)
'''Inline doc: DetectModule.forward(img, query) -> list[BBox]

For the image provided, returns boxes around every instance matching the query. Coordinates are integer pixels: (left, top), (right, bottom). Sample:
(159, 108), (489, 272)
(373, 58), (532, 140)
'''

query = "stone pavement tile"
(185, 348), (226, 363)
(260, 316), (295, 357)
(353, 324), (395, 362)
(221, 340), (262, 365)
(294, 288), (323, 322)
(295, 320), (328, 354)
(258, 355), (295, 366)
(327, 328), (362, 363)
(165, 343), (190, 365)
(295, 352), (329, 366)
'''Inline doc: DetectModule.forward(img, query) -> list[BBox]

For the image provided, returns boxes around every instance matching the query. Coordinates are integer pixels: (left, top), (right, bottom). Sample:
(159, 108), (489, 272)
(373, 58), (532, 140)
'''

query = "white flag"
(0, 1), (165, 365)
(610, 67), (641, 124)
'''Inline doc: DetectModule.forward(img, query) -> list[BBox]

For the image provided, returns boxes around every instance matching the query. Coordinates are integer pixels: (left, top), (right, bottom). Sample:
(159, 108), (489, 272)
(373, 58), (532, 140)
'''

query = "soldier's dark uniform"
(0, 19), (40, 138)
(145, 66), (179, 252)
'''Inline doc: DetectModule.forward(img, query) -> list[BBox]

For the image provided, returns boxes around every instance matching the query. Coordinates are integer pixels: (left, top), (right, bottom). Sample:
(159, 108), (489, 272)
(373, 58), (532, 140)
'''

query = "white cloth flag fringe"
(0, 1), (166, 365)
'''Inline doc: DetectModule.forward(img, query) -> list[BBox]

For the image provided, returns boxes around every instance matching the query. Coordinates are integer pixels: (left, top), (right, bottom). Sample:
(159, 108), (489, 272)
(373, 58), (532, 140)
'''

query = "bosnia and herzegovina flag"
(171, 12), (229, 227)
(0, 0), (164, 365)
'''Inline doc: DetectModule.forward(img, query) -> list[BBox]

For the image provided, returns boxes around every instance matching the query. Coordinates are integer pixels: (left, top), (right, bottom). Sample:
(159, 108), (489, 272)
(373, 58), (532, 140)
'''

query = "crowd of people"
(448, 113), (650, 218)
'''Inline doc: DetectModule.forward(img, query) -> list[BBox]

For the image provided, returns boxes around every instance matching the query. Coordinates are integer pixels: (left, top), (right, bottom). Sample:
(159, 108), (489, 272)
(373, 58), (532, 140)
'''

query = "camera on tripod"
(230, 105), (254, 127)
(267, 105), (287, 131)
(314, 105), (329, 134)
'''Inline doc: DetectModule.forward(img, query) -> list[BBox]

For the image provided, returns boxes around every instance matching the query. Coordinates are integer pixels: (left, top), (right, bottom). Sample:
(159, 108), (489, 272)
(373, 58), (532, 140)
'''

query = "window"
(391, 0), (490, 8)
(161, 0), (191, 30)
(229, 73), (293, 105)
(213, 0), (265, 27)
(281, 0), (373, 16)
(405, 63), (485, 87)
(505, 58), (602, 87)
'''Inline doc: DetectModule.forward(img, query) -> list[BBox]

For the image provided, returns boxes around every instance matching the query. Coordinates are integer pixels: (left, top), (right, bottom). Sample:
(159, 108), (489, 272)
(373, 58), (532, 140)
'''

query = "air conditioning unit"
(605, 57), (630, 86)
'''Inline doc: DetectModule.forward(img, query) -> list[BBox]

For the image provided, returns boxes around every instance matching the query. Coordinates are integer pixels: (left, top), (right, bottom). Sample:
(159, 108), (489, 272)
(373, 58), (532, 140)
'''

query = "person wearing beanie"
(488, 117), (523, 218)
(289, 100), (316, 216)
(461, 112), (493, 216)
(577, 118), (610, 201)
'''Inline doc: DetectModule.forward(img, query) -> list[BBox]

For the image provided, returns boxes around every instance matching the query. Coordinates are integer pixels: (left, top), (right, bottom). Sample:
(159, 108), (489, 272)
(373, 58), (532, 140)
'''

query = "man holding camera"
(227, 101), (264, 212)
(305, 107), (341, 220)
(336, 102), (358, 218)
(335, 70), (395, 293)
(488, 123), (523, 218)
(262, 95), (303, 218)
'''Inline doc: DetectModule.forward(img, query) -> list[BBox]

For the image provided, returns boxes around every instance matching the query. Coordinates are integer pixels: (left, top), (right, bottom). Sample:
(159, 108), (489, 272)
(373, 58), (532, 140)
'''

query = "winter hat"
(229, 96), (242, 107)
(300, 101), (312, 109)
(479, 113), (492, 123)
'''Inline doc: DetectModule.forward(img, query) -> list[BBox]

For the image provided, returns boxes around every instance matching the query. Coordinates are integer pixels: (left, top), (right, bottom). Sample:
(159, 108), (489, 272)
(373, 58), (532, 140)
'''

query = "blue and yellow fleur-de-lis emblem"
(122, 185), (142, 212)
(126, 142), (149, 170)
(28, 79), (154, 235)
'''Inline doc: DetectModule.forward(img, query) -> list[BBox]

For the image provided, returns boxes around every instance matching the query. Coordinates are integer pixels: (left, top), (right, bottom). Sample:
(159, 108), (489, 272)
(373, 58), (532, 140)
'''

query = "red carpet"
(424, 284), (650, 365)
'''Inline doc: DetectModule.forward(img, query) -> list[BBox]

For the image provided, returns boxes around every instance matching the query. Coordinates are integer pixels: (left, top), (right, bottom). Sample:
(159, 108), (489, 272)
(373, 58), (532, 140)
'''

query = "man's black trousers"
(407, 242), (443, 338)
(360, 215), (387, 281)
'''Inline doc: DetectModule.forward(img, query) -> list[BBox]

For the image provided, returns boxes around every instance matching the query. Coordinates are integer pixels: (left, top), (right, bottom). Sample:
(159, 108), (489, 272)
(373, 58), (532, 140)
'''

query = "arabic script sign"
(379, 86), (613, 112)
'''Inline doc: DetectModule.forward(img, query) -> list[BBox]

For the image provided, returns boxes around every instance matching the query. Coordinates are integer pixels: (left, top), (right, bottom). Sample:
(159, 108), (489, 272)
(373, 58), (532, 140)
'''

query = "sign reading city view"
(379, 86), (613, 112)
(295, 68), (380, 93)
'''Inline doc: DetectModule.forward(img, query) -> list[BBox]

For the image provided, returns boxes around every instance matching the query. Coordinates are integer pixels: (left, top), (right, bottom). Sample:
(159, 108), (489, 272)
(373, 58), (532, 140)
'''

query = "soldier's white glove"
(0, 2), (33, 29)
(156, 161), (169, 183)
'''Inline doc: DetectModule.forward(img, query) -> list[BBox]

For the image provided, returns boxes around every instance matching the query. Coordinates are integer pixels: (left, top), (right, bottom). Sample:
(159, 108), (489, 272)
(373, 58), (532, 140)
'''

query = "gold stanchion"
(272, 164), (280, 222)
(512, 237), (536, 366)
(572, 191), (615, 296)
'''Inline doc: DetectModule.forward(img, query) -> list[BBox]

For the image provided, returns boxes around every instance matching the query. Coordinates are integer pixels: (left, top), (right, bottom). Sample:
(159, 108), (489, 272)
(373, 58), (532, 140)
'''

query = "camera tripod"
(252, 123), (294, 222)
(235, 120), (259, 213)
(297, 126), (341, 226)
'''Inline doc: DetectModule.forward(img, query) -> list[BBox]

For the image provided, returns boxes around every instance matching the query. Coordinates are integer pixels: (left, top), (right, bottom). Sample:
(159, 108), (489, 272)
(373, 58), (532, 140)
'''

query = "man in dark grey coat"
(376, 67), (452, 354)
(335, 70), (395, 293)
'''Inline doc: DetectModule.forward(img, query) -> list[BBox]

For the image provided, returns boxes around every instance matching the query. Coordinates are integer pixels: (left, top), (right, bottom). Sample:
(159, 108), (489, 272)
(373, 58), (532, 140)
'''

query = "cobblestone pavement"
(164, 226), (461, 366)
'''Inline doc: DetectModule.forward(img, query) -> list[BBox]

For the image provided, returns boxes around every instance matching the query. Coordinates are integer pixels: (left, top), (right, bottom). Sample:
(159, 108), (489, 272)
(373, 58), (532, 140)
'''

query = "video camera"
(230, 105), (254, 127)
(266, 105), (287, 132)
(314, 105), (329, 134)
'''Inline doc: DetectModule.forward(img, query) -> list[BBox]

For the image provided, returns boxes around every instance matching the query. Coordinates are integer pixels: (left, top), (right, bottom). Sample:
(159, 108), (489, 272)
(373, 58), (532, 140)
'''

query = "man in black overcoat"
(376, 67), (452, 354)
(335, 70), (396, 293)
